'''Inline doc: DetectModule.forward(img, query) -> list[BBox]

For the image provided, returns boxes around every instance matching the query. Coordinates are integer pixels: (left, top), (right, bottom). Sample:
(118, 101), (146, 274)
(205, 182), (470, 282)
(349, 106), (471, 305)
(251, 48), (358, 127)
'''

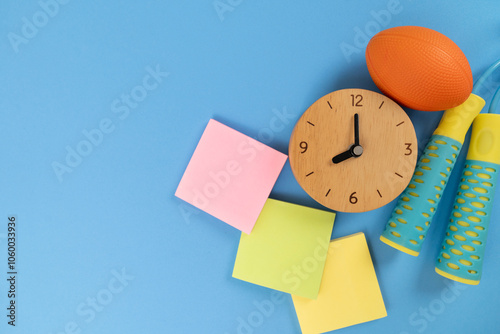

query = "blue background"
(1, 1), (500, 333)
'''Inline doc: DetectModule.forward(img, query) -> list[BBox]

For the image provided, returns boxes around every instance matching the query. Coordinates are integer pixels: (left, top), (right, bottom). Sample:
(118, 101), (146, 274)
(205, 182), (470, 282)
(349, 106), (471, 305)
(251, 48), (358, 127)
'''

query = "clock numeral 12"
(350, 94), (363, 107)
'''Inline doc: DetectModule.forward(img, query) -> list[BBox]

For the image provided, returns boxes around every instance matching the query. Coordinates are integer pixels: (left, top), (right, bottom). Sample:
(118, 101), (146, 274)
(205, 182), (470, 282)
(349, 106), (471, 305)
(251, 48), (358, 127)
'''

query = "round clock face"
(289, 88), (418, 213)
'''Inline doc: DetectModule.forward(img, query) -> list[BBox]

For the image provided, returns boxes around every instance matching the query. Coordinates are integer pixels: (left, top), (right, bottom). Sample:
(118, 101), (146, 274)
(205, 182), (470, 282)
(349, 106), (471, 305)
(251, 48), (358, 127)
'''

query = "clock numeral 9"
(405, 143), (413, 155)
(299, 141), (308, 153)
(350, 94), (363, 107)
(349, 192), (358, 204)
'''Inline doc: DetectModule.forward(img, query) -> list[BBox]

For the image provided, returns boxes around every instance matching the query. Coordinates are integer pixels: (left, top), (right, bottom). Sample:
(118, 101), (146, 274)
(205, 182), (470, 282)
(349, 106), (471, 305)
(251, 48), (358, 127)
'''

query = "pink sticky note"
(175, 119), (288, 234)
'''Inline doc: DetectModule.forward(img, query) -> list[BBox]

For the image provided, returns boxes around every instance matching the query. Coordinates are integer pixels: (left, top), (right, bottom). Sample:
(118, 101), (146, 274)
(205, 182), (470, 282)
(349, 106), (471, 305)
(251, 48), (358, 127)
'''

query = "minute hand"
(354, 113), (360, 146)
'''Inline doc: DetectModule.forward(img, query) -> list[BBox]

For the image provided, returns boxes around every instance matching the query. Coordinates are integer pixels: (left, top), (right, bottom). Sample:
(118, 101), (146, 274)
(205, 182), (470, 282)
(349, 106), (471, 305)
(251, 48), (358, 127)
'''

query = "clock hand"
(354, 113), (360, 146)
(332, 144), (364, 164)
(332, 149), (354, 164)
(333, 114), (363, 164)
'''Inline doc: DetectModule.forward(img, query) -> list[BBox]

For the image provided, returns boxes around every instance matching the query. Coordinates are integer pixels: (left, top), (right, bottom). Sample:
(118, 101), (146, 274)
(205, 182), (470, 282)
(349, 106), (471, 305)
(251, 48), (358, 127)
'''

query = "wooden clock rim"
(288, 88), (418, 213)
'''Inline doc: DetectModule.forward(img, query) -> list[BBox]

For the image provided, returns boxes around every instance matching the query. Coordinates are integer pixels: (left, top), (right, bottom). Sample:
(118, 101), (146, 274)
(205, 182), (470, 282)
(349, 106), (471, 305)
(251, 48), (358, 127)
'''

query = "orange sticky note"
(292, 232), (387, 334)
(175, 119), (287, 234)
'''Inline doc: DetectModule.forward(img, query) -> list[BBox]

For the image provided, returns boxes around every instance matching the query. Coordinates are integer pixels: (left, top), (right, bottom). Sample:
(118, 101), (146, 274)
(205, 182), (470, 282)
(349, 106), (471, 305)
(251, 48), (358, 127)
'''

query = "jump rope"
(380, 59), (500, 285)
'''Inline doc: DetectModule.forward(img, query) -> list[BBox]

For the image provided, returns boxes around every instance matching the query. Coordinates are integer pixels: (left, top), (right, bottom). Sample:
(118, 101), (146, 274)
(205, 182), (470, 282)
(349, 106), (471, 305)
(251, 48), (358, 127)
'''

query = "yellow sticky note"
(232, 199), (335, 299)
(292, 232), (387, 334)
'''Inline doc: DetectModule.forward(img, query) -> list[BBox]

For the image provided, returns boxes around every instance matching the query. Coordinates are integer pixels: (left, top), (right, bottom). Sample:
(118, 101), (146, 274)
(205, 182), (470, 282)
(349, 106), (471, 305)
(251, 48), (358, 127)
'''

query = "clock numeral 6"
(405, 143), (413, 155)
(350, 94), (363, 107)
(349, 192), (358, 204)
(299, 141), (308, 153)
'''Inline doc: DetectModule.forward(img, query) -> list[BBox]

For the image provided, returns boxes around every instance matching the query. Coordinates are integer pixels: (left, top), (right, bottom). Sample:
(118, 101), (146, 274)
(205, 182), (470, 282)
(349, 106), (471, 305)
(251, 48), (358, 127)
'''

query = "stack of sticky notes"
(175, 119), (387, 333)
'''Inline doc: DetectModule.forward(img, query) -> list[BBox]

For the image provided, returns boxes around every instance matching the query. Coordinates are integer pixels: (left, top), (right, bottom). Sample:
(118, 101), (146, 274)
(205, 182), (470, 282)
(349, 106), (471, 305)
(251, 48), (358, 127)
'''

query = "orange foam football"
(366, 26), (473, 111)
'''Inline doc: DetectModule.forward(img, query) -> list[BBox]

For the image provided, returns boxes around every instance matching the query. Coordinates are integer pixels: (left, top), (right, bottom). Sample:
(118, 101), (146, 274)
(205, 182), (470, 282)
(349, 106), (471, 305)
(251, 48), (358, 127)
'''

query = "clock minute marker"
(306, 172), (314, 177)
(377, 189), (382, 198)
(326, 189), (331, 197)
(307, 121), (315, 126)
(379, 101), (385, 109)
(327, 101), (333, 109)
(395, 172), (403, 178)
(396, 121), (405, 127)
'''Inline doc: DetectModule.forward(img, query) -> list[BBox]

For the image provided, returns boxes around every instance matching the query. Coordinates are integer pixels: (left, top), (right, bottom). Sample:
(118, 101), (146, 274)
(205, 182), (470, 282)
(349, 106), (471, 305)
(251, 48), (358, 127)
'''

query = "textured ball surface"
(366, 26), (473, 111)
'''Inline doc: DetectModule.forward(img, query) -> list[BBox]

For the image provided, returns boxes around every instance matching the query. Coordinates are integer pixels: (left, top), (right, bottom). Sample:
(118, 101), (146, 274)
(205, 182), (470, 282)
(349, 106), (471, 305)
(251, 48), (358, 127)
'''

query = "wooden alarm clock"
(289, 88), (418, 213)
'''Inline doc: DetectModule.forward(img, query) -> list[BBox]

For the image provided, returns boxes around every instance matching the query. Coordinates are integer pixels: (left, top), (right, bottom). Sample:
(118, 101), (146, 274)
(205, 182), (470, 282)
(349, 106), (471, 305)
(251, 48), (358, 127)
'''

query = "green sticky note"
(232, 198), (335, 299)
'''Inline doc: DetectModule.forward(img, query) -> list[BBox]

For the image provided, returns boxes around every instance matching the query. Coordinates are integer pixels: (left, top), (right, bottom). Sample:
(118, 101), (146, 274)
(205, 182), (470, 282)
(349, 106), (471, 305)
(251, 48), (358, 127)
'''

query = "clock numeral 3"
(349, 192), (358, 204)
(299, 141), (308, 153)
(350, 94), (363, 107)
(405, 143), (413, 155)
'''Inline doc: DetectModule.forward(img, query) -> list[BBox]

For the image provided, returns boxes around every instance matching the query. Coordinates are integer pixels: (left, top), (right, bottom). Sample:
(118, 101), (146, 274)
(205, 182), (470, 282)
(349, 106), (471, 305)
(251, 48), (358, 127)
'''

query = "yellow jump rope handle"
(436, 114), (500, 284)
(381, 94), (485, 256)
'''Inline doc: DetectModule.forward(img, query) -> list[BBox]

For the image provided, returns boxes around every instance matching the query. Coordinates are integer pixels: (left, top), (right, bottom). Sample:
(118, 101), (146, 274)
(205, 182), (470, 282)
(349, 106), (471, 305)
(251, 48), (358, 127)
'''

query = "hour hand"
(332, 144), (364, 164)
(332, 149), (353, 164)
